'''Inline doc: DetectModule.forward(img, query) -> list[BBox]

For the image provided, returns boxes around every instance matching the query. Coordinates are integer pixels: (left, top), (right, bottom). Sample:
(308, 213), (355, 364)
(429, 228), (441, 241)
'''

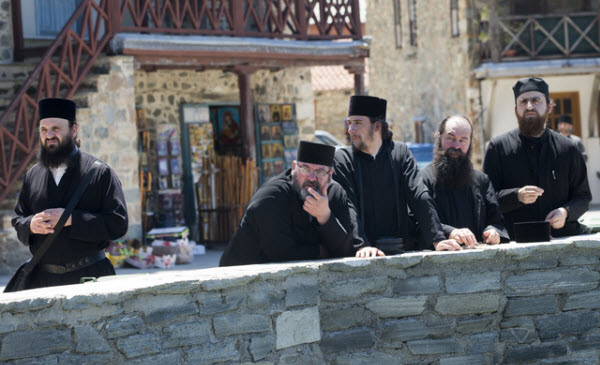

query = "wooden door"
(549, 92), (582, 137)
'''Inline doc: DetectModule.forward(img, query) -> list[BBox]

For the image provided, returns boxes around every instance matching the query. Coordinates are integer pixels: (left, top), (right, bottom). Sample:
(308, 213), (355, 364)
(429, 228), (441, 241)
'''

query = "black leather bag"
(3, 161), (101, 293)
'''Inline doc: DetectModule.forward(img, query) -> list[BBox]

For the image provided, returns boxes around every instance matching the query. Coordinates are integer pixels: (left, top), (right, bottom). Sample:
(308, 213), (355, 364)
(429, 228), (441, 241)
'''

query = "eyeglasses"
(517, 97), (544, 107)
(297, 163), (331, 178)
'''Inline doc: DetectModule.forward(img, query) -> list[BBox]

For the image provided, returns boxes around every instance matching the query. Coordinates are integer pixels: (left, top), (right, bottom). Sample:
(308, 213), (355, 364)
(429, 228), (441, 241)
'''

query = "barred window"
(408, 0), (417, 47)
(393, 0), (402, 48)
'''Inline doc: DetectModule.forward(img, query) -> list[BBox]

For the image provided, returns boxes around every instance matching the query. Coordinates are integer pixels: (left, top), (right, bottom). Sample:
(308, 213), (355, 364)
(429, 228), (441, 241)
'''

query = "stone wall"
(367, 0), (484, 162)
(315, 88), (353, 144)
(2, 234), (600, 364)
(0, 0), (12, 64)
(78, 56), (141, 239)
(135, 66), (315, 144)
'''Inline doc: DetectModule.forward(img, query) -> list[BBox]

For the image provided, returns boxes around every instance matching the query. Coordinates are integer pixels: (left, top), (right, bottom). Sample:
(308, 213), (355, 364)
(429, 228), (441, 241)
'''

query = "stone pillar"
(0, 0), (13, 63)
(346, 64), (366, 96)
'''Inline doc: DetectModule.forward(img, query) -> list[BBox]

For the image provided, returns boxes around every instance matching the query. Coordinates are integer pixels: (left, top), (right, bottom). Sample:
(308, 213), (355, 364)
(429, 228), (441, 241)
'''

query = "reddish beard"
(517, 109), (548, 137)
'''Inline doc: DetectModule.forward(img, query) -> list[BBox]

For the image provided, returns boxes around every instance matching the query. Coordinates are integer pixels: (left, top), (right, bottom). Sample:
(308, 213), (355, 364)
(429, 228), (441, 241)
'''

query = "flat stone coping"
(110, 33), (369, 57)
(1, 232), (599, 304)
(474, 57), (600, 79)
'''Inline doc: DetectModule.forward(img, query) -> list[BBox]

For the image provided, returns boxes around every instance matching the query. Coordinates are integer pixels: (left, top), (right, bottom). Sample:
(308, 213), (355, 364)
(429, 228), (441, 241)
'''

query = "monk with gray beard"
(421, 115), (509, 249)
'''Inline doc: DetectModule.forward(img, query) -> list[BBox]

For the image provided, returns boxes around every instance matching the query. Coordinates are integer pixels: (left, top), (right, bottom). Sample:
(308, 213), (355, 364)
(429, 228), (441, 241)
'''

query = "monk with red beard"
(421, 115), (509, 249)
(483, 77), (591, 240)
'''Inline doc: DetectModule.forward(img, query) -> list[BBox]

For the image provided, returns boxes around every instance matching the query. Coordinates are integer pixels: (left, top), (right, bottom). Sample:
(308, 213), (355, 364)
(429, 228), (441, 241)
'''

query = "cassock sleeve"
(69, 167), (128, 242)
(481, 173), (510, 242)
(318, 185), (364, 256)
(420, 167), (455, 239)
(250, 197), (319, 262)
(12, 173), (34, 246)
(333, 150), (370, 247)
(563, 147), (591, 221)
(483, 140), (522, 214)
(399, 148), (446, 246)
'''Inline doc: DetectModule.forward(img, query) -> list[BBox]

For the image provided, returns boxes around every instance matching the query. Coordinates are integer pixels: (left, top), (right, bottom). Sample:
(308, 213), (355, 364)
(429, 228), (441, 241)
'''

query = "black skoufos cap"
(297, 140), (335, 167)
(348, 95), (387, 121)
(38, 98), (76, 122)
(512, 77), (549, 102)
(558, 115), (573, 125)
(513, 221), (551, 243)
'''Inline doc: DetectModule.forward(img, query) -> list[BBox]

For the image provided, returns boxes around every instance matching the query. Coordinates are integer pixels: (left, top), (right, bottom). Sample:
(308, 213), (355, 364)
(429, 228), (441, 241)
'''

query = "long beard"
(517, 110), (548, 138)
(39, 134), (76, 168)
(292, 172), (329, 201)
(433, 147), (474, 190)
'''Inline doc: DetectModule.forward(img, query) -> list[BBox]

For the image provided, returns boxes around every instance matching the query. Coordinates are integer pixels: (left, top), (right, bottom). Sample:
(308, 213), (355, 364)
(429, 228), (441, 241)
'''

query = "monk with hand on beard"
(421, 115), (509, 251)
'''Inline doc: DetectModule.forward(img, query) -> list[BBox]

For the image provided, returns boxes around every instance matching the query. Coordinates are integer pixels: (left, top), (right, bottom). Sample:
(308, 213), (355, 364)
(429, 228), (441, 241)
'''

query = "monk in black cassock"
(12, 98), (128, 289)
(333, 95), (459, 255)
(421, 115), (509, 248)
(483, 77), (592, 239)
(219, 141), (361, 266)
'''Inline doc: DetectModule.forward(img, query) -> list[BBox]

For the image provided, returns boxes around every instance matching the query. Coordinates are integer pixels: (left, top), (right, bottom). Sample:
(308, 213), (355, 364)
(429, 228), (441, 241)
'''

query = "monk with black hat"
(220, 140), (362, 266)
(333, 95), (460, 254)
(483, 77), (591, 240)
(12, 98), (128, 289)
(557, 114), (587, 162)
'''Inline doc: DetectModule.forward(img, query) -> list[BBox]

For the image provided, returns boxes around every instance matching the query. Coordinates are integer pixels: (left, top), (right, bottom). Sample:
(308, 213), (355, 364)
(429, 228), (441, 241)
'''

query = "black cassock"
(483, 128), (591, 239)
(421, 164), (509, 243)
(332, 140), (445, 250)
(219, 169), (362, 266)
(12, 149), (128, 288)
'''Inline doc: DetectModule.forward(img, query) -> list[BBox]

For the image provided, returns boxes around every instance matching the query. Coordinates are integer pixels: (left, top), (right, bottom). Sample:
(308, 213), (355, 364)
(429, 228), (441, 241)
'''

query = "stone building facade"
(367, 0), (482, 158)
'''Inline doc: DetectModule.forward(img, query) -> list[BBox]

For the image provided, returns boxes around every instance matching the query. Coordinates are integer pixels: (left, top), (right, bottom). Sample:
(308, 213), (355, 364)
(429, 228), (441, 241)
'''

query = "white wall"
(481, 74), (599, 205)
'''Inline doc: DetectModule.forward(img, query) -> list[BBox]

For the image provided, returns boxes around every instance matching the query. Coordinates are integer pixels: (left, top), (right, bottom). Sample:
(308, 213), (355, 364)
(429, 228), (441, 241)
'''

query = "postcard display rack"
(255, 103), (299, 184)
(156, 124), (185, 227)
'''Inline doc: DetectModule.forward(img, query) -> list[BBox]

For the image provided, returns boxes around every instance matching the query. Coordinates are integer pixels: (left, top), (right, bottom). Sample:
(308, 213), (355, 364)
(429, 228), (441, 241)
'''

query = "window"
(549, 92), (582, 137)
(408, 0), (417, 47)
(393, 0), (402, 48)
(450, 0), (459, 37)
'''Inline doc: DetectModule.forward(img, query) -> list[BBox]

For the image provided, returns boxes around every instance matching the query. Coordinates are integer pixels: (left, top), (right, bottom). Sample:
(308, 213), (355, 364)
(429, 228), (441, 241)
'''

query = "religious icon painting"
(271, 125), (282, 140)
(281, 104), (293, 121)
(263, 162), (274, 177)
(216, 107), (242, 146)
(260, 125), (271, 141)
(257, 104), (271, 124)
(274, 160), (284, 174)
(261, 144), (272, 159)
(272, 143), (283, 158)
(171, 175), (182, 189)
(271, 104), (282, 123)
(158, 158), (170, 176)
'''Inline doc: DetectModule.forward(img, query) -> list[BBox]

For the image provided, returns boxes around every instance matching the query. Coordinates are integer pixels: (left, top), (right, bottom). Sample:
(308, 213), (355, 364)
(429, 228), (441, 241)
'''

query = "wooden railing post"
(108, 0), (121, 35)
(231, 0), (244, 36)
(295, 0), (308, 39)
(350, 0), (361, 38)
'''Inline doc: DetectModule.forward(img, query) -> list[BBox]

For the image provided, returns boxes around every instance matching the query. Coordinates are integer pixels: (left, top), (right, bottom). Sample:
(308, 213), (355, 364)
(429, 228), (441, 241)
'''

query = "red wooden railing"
(0, 0), (362, 203)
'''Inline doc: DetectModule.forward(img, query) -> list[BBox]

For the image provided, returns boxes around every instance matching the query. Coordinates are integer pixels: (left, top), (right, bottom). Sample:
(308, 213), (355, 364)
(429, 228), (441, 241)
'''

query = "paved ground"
(2, 205), (599, 291)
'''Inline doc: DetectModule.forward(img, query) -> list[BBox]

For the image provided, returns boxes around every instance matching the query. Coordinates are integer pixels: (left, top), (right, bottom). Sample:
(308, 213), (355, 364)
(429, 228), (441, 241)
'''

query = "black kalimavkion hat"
(513, 221), (551, 243)
(512, 77), (550, 103)
(297, 140), (335, 167)
(38, 98), (76, 122)
(558, 115), (573, 125)
(348, 95), (387, 121)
